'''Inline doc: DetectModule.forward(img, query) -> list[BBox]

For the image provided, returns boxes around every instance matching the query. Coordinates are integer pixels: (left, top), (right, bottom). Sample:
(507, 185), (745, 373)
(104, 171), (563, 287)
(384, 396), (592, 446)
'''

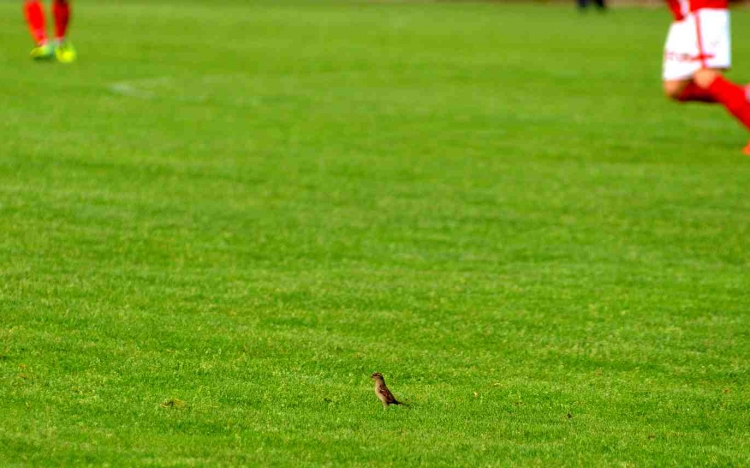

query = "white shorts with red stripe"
(662, 9), (731, 81)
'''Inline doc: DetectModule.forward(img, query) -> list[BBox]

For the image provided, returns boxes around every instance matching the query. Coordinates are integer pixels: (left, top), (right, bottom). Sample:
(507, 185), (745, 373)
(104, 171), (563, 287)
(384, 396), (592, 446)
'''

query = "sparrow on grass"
(370, 372), (406, 408)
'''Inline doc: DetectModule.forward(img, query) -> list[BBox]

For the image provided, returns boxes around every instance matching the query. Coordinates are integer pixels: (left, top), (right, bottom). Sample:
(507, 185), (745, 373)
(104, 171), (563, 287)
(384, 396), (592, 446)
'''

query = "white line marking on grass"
(108, 74), (276, 108)
(109, 81), (156, 100)
(108, 76), (174, 100)
(108, 76), (208, 103)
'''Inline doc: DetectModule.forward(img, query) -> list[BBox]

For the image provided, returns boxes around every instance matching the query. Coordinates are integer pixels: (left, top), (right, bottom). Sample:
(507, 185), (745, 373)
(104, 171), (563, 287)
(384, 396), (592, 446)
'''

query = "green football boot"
(30, 43), (55, 61)
(55, 40), (77, 64)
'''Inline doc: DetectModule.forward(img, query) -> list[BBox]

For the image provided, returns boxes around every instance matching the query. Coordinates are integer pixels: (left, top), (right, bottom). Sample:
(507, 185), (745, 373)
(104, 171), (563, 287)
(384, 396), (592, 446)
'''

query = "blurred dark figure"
(578, 0), (606, 11)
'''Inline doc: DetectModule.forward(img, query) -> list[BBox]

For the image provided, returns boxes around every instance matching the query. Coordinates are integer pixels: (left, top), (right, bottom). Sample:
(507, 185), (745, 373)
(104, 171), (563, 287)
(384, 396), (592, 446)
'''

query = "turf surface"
(1, 1), (750, 466)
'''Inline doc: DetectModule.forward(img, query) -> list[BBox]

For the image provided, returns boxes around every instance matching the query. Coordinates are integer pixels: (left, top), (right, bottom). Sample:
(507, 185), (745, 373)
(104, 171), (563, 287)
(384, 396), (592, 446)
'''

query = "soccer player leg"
(24, 0), (46, 44)
(691, 10), (750, 152)
(662, 14), (714, 102)
(53, 0), (76, 63)
(53, 0), (70, 40)
(699, 68), (750, 153)
(24, 0), (54, 60)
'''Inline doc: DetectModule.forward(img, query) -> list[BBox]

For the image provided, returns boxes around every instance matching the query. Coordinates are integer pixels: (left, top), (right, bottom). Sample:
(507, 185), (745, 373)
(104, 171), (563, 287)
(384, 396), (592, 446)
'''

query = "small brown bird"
(370, 372), (405, 408)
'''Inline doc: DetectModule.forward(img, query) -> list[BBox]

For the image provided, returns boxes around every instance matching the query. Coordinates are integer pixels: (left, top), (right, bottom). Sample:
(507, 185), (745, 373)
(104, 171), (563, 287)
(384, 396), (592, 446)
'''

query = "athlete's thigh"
(663, 16), (700, 81)
(696, 9), (731, 71)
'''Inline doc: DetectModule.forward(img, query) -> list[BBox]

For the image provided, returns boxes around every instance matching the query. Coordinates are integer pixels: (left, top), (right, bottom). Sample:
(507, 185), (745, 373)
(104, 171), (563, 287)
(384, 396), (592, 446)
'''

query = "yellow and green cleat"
(55, 40), (77, 64)
(30, 43), (55, 61)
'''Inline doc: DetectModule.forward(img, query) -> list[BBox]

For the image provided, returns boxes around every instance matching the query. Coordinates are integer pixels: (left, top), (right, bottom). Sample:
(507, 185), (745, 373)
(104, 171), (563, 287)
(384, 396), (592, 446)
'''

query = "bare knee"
(663, 81), (687, 101)
(694, 68), (721, 89)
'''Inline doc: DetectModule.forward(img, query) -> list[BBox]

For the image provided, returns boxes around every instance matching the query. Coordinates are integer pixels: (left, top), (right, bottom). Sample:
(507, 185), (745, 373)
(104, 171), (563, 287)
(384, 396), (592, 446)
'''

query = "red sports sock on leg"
(677, 82), (716, 103)
(52, 0), (70, 41)
(707, 76), (750, 131)
(24, 0), (47, 45)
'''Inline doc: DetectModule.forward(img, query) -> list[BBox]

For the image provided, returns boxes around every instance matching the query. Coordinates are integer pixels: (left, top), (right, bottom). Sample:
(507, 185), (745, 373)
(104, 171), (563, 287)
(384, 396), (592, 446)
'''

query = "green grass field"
(2, 1), (750, 465)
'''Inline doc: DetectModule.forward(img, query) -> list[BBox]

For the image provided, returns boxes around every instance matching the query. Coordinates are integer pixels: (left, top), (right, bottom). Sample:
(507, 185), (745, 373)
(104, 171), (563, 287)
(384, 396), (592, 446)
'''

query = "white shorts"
(662, 9), (731, 81)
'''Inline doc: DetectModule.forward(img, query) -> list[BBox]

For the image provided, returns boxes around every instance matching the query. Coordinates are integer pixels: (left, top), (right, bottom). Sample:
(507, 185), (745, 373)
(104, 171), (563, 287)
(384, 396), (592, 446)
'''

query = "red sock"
(708, 76), (750, 131)
(677, 82), (716, 103)
(52, 0), (70, 41)
(24, 1), (47, 45)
